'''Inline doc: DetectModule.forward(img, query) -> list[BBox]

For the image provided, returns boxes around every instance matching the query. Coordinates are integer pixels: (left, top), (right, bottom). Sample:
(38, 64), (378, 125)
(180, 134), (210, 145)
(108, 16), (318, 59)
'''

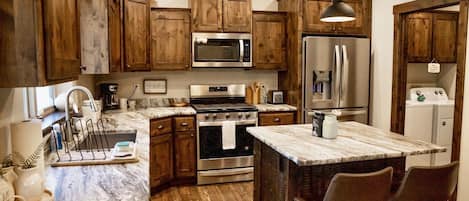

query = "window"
(27, 86), (55, 118)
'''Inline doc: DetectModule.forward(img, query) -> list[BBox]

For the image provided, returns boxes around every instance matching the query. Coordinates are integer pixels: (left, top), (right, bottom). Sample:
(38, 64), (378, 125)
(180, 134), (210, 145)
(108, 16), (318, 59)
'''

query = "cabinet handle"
(157, 125), (164, 129)
(80, 65), (87, 71)
(181, 122), (189, 127)
(126, 64), (130, 68)
(273, 118), (281, 122)
(191, 133), (194, 137)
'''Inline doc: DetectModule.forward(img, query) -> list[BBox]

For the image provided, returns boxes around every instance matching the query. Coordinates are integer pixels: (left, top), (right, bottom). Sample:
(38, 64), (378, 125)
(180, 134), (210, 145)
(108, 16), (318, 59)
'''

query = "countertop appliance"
(302, 36), (370, 124)
(405, 87), (454, 169)
(100, 83), (120, 111)
(190, 84), (258, 185)
(192, 33), (252, 68)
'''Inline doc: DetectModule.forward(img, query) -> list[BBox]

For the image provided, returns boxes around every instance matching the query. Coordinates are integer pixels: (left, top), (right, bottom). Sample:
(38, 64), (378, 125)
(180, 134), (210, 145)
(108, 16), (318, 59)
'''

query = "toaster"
(268, 90), (284, 104)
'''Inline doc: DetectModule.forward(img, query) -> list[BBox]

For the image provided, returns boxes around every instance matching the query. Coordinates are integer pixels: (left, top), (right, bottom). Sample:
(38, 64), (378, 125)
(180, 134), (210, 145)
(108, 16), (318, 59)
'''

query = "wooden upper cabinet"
(79, 0), (110, 74)
(151, 9), (191, 70)
(0, 0), (81, 87)
(44, 0), (81, 81)
(303, 0), (335, 33)
(150, 133), (174, 189)
(407, 11), (458, 63)
(432, 12), (458, 63)
(223, 0), (252, 33)
(253, 12), (287, 70)
(303, 0), (371, 36)
(124, 0), (150, 71)
(407, 13), (433, 63)
(108, 0), (123, 72)
(191, 0), (223, 32)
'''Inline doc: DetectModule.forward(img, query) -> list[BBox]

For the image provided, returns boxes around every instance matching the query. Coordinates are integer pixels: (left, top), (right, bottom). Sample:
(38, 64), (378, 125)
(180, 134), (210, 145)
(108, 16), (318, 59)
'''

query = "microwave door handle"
(239, 40), (245, 62)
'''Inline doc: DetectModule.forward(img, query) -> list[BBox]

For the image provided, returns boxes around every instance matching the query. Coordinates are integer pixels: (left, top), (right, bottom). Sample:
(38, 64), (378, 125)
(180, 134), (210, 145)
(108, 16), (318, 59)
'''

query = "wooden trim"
(393, 0), (460, 14)
(392, 1), (468, 200)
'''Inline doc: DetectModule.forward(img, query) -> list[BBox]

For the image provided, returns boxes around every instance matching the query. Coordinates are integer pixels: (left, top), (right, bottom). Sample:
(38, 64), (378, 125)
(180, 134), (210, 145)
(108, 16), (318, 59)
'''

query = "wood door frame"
(392, 0), (468, 164)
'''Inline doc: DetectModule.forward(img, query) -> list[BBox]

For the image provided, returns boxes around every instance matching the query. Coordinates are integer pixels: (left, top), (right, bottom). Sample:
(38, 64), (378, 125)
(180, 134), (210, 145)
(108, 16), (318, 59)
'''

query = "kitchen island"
(247, 122), (446, 201)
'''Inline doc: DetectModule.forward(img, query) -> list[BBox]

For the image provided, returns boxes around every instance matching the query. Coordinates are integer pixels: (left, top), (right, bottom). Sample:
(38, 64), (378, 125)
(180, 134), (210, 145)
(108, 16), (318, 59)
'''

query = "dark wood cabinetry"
(303, 0), (371, 36)
(150, 116), (196, 194)
(124, 0), (150, 71)
(108, 0), (124, 72)
(150, 9), (191, 70)
(407, 11), (458, 63)
(259, 112), (296, 126)
(253, 12), (287, 70)
(0, 0), (81, 87)
(191, 0), (252, 33)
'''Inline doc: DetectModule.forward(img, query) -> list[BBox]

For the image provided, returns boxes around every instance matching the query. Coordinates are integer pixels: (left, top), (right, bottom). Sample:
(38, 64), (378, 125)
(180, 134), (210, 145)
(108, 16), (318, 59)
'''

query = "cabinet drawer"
(151, 118), (173, 136)
(259, 112), (295, 126)
(174, 116), (195, 132)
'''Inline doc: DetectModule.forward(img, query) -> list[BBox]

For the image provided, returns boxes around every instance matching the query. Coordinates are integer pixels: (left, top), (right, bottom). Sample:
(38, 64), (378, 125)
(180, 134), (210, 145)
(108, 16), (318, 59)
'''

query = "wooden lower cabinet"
(174, 131), (196, 178)
(150, 133), (174, 189)
(150, 116), (196, 194)
(259, 112), (296, 126)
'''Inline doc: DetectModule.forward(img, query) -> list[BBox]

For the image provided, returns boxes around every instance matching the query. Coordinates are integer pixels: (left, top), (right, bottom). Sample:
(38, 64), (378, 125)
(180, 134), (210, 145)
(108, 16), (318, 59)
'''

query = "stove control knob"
(212, 114), (218, 119)
(238, 113), (243, 119)
(245, 113), (251, 119)
(225, 113), (231, 118)
(204, 114), (210, 120)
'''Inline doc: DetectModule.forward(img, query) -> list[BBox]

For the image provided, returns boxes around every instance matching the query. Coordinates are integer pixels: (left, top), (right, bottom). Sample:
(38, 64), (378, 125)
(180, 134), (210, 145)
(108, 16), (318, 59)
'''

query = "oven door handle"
(198, 168), (253, 177)
(199, 120), (257, 127)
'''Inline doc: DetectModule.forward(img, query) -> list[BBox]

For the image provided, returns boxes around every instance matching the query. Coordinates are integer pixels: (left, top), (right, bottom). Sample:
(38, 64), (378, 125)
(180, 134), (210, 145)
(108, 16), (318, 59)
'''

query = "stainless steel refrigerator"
(302, 36), (370, 124)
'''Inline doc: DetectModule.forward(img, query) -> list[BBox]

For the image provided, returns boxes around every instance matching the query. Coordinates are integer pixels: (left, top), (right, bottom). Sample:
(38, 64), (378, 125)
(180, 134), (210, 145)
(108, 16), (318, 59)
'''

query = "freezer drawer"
(304, 108), (368, 124)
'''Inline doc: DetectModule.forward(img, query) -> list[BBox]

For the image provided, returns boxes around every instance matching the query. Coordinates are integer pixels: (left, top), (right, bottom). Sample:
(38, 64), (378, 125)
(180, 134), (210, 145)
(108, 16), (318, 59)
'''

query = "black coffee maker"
(100, 83), (119, 111)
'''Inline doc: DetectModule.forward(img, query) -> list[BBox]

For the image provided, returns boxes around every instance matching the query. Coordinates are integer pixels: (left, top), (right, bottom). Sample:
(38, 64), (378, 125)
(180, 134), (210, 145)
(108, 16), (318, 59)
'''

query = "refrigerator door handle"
(334, 45), (341, 106)
(341, 45), (349, 104)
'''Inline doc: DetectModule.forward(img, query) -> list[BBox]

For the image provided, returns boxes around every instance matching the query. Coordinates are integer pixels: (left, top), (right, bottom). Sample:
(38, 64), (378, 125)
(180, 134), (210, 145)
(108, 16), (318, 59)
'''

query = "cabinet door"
(151, 10), (191, 70)
(253, 12), (287, 70)
(43, 0), (81, 81)
(303, 0), (335, 33)
(336, 0), (370, 36)
(108, 0), (123, 72)
(79, 0), (110, 74)
(150, 133), (174, 188)
(124, 0), (150, 71)
(407, 13), (433, 63)
(223, 0), (252, 33)
(432, 12), (458, 63)
(191, 0), (223, 32)
(174, 131), (196, 178)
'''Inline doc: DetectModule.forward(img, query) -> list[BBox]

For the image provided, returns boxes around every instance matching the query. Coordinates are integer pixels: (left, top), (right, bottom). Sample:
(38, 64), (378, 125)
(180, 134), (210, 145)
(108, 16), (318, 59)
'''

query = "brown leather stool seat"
(322, 167), (394, 201)
(391, 162), (459, 201)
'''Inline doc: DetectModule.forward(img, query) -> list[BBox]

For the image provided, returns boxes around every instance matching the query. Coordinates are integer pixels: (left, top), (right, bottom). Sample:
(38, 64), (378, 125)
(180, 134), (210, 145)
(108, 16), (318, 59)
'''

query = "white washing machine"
(405, 88), (454, 169)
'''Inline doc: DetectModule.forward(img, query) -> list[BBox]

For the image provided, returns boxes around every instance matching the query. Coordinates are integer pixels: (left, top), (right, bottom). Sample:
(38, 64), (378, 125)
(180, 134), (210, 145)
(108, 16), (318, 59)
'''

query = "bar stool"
(391, 162), (459, 201)
(322, 167), (394, 201)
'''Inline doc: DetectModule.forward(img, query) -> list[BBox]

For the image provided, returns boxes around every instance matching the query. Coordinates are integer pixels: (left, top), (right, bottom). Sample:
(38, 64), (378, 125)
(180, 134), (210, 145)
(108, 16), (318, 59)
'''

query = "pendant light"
(320, 0), (356, 22)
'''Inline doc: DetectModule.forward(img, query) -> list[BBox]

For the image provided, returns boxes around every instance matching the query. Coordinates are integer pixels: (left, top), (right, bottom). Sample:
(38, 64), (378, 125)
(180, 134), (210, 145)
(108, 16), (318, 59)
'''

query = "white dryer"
(404, 88), (454, 169)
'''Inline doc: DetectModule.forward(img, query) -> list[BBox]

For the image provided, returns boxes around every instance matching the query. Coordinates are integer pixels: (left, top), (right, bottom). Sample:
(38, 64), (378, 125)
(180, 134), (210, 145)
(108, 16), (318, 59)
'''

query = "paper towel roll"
(10, 120), (44, 176)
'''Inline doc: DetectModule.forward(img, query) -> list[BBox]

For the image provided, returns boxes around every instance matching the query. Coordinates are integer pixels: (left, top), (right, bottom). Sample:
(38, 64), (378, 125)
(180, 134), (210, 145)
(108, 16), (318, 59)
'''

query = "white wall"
(95, 70), (278, 99)
(370, 0), (413, 130)
(154, 0), (278, 11)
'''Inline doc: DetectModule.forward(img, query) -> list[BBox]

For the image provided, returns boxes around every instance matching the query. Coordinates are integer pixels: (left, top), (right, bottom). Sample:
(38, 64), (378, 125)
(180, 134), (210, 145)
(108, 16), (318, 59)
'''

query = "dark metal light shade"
(320, 0), (356, 22)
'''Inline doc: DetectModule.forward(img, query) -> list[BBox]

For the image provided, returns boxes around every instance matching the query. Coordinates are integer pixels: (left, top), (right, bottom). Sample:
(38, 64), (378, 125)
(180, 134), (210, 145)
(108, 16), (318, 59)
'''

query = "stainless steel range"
(190, 84), (257, 185)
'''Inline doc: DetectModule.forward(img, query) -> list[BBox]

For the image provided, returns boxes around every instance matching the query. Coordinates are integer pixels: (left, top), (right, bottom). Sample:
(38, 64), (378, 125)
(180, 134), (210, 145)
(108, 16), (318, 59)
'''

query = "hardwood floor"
(151, 182), (254, 201)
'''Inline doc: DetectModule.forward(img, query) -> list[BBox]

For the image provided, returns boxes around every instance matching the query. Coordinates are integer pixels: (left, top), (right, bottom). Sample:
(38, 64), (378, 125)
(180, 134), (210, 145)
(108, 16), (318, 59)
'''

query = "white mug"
(128, 100), (136, 111)
(120, 98), (128, 111)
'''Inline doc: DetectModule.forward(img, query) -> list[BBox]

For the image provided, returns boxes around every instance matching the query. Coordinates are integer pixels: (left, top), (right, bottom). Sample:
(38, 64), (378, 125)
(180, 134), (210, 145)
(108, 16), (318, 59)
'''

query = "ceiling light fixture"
(320, 0), (356, 23)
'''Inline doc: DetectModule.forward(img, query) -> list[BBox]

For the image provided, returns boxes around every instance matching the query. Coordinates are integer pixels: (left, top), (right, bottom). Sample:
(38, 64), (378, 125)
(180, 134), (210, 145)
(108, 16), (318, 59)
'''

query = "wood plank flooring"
(151, 182), (253, 201)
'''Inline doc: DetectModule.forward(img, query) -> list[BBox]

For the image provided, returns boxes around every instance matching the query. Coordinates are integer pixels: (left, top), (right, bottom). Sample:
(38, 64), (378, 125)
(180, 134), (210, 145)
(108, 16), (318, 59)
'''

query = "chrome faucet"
(64, 86), (97, 141)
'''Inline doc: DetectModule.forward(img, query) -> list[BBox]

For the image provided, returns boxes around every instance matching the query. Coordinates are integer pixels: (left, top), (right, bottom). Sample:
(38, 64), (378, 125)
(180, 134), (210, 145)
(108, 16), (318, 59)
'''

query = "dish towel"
(222, 121), (236, 150)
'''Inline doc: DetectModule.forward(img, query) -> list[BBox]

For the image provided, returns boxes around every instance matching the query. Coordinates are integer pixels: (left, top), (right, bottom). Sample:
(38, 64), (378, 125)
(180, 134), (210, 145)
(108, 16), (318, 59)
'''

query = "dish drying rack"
(50, 118), (138, 167)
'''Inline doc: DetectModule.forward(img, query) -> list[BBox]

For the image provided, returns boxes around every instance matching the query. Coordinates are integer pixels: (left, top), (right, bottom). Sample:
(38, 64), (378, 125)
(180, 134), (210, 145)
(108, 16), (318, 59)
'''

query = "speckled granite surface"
(45, 107), (195, 201)
(247, 122), (446, 166)
(255, 104), (297, 112)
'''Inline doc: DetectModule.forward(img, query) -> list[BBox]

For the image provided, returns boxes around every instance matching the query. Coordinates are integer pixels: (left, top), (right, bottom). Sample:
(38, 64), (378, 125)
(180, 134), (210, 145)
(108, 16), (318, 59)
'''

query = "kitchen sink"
(76, 130), (137, 150)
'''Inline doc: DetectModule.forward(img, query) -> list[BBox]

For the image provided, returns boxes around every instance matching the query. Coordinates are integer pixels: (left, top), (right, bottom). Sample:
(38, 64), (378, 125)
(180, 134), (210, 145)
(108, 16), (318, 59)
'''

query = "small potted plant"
(13, 142), (45, 201)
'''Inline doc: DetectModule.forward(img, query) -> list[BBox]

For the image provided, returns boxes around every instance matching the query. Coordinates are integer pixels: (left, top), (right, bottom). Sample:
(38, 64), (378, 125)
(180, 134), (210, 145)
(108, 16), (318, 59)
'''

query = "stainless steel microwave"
(192, 33), (252, 68)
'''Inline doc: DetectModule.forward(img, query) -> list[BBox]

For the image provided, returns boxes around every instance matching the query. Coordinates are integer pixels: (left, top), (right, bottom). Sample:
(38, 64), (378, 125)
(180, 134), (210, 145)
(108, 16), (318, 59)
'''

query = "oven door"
(197, 120), (256, 170)
(192, 33), (252, 68)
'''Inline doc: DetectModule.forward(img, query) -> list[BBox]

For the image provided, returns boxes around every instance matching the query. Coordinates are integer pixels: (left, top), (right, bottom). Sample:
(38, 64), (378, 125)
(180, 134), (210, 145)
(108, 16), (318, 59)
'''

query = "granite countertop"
(247, 122), (446, 166)
(255, 104), (297, 112)
(45, 107), (195, 201)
